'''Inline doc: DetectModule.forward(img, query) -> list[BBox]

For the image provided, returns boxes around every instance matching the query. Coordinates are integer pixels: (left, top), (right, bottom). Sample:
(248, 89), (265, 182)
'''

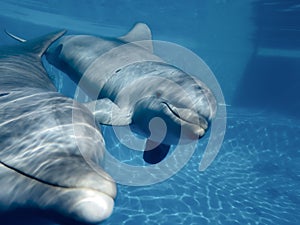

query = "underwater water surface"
(0, 0), (299, 224)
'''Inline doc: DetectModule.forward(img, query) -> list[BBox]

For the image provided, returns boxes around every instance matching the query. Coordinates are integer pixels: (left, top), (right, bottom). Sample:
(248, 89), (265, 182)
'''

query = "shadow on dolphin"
(6, 23), (217, 164)
(0, 31), (116, 224)
(0, 207), (100, 225)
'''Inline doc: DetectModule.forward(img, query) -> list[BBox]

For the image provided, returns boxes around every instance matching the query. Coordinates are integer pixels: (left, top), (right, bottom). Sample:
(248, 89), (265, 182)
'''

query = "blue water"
(0, 0), (299, 224)
(102, 109), (300, 225)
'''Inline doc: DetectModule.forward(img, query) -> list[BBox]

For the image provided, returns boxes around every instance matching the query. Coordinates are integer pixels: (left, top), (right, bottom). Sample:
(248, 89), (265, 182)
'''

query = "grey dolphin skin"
(0, 31), (116, 224)
(45, 23), (217, 164)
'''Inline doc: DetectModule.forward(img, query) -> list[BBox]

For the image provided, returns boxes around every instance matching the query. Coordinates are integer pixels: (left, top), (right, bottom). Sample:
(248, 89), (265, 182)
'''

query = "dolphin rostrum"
(7, 23), (217, 164)
(0, 30), (116, 224)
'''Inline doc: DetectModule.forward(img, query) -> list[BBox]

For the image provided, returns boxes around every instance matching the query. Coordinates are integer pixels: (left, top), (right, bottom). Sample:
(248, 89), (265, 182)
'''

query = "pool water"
(45, 64), (299, 224)
(0, 0), (299, 224)
(99, 108), (300, 225)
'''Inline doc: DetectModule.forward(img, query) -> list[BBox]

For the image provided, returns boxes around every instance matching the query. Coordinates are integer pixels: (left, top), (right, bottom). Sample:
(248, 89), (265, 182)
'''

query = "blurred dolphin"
(0, 30), (116, 224)
(7, 23), (217, 164)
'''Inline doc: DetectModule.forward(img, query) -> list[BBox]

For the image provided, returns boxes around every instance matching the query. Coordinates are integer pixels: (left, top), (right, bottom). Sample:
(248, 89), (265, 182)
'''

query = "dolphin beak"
(56, 161), (118, 223)
(162, 102), (208, 138)
(69, 189), (114, 223)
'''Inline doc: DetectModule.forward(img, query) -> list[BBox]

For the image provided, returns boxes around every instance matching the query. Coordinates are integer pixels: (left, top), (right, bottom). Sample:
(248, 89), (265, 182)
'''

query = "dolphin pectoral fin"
(84, 99), (132, 126)
(143, 139), (170, 164)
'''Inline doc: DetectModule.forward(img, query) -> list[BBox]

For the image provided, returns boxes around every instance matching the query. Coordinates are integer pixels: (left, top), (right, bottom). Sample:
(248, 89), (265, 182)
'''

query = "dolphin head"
(130, 68), (217, 145)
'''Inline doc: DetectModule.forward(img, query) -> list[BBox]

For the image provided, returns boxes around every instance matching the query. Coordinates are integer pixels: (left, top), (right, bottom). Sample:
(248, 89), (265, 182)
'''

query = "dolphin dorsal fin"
(24, 30), (66, 57)
(119, 23), (153, 52)
(5, 29), (66, 57)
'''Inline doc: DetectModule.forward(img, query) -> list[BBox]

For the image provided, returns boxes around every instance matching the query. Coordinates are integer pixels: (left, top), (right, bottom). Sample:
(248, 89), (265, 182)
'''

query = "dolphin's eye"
(115, 68), (121, 73)
(0, 92), (9, 97)
(155, 91), (163, 98)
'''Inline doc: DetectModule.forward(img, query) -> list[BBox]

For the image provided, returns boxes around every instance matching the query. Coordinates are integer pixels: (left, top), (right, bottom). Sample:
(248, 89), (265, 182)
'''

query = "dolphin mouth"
(162, 102), (208, 131)
(0, 160), (116, 199)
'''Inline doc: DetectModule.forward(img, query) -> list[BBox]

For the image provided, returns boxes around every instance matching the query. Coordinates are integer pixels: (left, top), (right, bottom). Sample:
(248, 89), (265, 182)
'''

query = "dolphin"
(7, 23), (217, 164)
(0, 31), (116, 224)
(45, 23), (217, 164)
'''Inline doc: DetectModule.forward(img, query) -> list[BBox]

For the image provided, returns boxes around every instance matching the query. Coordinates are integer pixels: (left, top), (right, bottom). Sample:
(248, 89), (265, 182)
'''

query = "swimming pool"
(0, 0), (299, 224)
